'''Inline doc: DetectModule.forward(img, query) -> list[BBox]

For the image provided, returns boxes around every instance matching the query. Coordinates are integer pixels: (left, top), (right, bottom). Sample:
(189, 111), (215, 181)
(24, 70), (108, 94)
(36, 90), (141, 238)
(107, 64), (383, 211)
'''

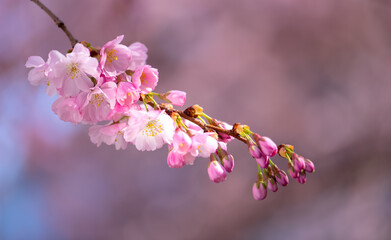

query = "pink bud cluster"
(26, 35), (314, 201)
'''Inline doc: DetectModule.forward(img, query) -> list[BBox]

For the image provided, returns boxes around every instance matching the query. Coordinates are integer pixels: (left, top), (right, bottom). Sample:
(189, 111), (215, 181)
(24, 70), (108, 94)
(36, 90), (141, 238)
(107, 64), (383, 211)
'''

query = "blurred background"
(1, 0), (391, 239)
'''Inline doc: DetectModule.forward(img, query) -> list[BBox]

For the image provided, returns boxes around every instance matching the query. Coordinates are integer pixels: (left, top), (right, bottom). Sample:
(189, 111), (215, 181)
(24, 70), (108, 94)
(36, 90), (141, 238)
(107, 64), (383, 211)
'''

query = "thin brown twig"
(156, 103), (248, 144)
(30, 0), (78, 47)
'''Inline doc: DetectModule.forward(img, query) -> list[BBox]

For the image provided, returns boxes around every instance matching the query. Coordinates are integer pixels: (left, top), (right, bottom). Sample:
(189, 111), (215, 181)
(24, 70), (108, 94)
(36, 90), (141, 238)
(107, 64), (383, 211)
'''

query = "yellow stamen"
(141, 119), (163, 137)
(106, 48), (118, 65)
(66, 62), (80, 79)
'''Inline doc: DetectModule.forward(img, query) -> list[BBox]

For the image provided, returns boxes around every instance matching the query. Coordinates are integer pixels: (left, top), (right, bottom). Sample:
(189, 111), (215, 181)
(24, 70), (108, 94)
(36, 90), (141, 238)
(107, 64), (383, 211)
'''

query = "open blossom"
(132, 65), (158, 93)
(190, 132), (218, 158)
(50, 43), (99, 97)
(78, 82), (117, 123)
(51, 96), (83, 124)
(25, 50), (63, 96)
(172, 130), (192, 154)
(89, 122), (128, 150)
(100, 35), (132, 77)
(124, 109), (175, 151)
(128, 42), (148, 71)
(116, 81), (139, 106)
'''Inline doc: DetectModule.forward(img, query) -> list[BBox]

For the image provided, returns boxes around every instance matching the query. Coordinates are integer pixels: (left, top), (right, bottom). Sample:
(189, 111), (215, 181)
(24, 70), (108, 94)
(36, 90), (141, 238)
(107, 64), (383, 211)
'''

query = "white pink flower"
(124, 109), (175, 151)
(128, 42), (148, 71)
(25, 50), (63, 96)
(100, 35), (132, 77)
(132, 65), (158, 93)
(78, 82), (117, 124)
(116, 81), (139, 106)
(88, 122), (128, 150)
(190, 132), (218, 158)
(50, 43), (99, 97)
(51, 96), (83, 124)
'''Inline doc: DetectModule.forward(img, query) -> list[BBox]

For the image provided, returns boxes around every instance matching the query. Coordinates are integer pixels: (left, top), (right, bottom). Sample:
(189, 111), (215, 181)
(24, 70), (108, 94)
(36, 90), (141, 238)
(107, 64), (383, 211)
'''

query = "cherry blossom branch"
(30, 0), (78, 47)
(26, 2), (315, 201)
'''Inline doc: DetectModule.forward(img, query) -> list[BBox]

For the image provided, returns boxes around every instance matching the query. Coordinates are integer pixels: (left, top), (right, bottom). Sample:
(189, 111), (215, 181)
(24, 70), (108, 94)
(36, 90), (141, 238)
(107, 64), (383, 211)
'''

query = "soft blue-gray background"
(1, 0), (390, 239)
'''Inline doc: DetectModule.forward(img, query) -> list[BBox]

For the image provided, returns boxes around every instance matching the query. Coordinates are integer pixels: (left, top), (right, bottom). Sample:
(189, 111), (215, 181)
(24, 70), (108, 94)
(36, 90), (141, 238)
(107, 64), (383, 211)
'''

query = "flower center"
(140, 73), (147, 84)
(106, 48), (118, 65)
(89, 93), (104, 107)
(142, 119), (163, 137)
(66, 62), (80, 79)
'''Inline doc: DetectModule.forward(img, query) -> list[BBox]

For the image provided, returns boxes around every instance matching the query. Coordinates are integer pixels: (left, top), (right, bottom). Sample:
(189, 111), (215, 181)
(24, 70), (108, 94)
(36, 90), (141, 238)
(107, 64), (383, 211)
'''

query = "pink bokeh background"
(1, 0), (390, 239)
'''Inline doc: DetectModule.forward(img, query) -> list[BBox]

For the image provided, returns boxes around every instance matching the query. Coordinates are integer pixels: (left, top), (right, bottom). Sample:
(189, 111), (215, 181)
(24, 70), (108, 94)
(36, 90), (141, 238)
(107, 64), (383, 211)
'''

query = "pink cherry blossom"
(78, 82), (117, 123)
(132, 65), (158, 93)
(172, 130), (192, 154)
(89, 122), (128, 150)
(124, 109), (175, 151)
(166, 90), (186, 106)
(50, 43), (99, 97)
(100, 35), (132, 77)
(128, 42), (148, 71)
(189, 132), (218, 158)
(25, 50), (63, 96)
(51, 96), (83, 124)
(116, 81), (139, 106)
(167, 149), (185, 168)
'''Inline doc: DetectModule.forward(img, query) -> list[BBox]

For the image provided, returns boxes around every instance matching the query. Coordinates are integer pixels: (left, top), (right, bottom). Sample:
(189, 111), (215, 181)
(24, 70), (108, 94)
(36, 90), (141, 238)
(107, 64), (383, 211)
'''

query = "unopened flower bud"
(208, 158), (227, 183)
(252, 182), (267, 200)
(275, 170), (289, 186)
(304, 159), (315, 173)
(292, 154), (305, 172)
(248, 143), (262, 159)
(297, 172), (307, 184)
(256, 154), (270, 168)
(267, 178), (278, 192)
(288, 164), (299, 179)
(253, 134), (277, 157)
(166, 90), (186, 106)
(222, 154), (234, 173)
(184, 104), (203, 118)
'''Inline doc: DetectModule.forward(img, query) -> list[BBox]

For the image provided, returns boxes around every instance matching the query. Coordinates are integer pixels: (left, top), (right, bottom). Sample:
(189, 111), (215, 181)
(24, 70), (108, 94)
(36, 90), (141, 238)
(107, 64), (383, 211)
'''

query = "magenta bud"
(222, 154), (234, 173)
(276, 170), (289, 186)
(254, 134), (278, 157)
(304, 159), (315, 173)
(208, 160), (227, 183)
(167, 150), (185, 168)
(256, 154), (270, 168)
(252, 182), (267, 200)
(297, 172), (307, 184)
(288, 165), (299, 179)
(267, 178), (278, 192)
(293, 154), (305, 172)
(248, 143), (262, 159)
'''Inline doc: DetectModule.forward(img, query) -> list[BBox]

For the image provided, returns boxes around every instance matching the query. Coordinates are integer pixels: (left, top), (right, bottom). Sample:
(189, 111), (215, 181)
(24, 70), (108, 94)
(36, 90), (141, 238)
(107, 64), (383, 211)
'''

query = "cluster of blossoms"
(26, 35), (314, 201)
